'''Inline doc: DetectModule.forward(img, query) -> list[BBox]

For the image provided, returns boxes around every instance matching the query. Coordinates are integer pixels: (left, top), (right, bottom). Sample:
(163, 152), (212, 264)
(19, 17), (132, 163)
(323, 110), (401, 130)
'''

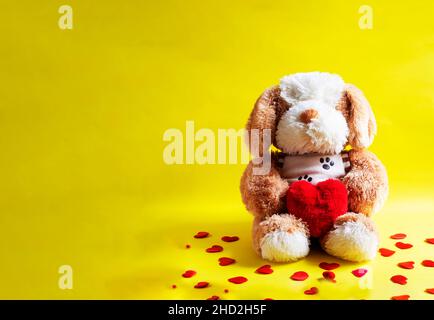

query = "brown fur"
(240, 158), (288, 218)
(342, 149), (388, 216)
(344, 84), (377, 149)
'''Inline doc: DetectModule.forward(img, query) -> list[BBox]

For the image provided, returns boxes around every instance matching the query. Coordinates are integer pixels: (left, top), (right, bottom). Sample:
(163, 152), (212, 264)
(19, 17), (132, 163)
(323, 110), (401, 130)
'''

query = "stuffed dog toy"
(240, 72), (388, 262)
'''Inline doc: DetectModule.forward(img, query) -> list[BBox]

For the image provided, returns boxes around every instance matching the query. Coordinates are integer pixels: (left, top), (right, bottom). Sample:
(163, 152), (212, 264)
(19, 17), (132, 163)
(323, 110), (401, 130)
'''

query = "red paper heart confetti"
(322, 271), (336, 281)
(290, 271), (309, 281)
(194, 231), (209, 239)
(422, 260), (434, 267)
(228, 276), (248, 284)
(395, 242), (413, 249)
(425, 238), (434, 244)
(182, 270), (197, 278)
(221, 236), (239, 242)
(207, 296), (220, 300)
(304, 287), (318, 295)
(398, 261), (415, 270)
(206, 245), (223, 253)
(224, 289), (229, 293)
(185, 244), (191, 249)
(194, 281), (209, 289)
(390, 233), (407, 240)
(218, 257), (235, 266)
(390, 275), (407, 285)
(264, 298), (274, 300)
(351, 268), (368, 278)
(425, 288), (434, 294)
(256, 265), (274, 274)
(391, 295), (410, 300)
(171, 284), (177, 289)
(319, 262), (340, 270)
(379, 248), (395, 257)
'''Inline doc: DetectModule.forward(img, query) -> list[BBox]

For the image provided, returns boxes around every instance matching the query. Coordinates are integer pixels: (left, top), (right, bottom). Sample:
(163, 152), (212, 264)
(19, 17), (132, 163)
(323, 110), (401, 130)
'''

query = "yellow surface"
(0, 0), (433, 299)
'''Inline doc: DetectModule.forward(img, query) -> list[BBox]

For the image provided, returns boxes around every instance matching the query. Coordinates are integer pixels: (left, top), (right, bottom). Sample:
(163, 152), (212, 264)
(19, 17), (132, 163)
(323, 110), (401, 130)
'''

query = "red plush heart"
(304, 287), (318, 295)
(319, 262), (340, 270)
(379, 248), (395, 257)
(221, 236), (239, 242)
(286, 179), (348, 237)
(290, 271), (309, 281)
(182, 270), (197, 278)
(395, 242), (413, 249)
(228, 276), (248, 284)
(219, 257), (235, 266)
(398, 261), (414, 269)
(391, 275), (407, 285)
(256, 265), (273, 274)
(425, 238), (434, 244)
(391, 295), (410, 300)
(194, 281), (209, 288)
(422, 260), (434, 267)
(206, 245), (223, 253)
(194, 231), (209, 239)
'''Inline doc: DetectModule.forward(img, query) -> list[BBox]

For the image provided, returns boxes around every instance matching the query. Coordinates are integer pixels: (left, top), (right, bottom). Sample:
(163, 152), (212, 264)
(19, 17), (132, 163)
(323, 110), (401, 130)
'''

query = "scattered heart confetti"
(194, 281), (209, 289)
(379, 248), (395, 257)
(207, 296), (220, 300)
(224, 289), (229, 293)
(194, 232), (209, 239)
(351, 268), (368, 278)
(185, 244), (191, 249)
(206, 245), (223, 253)
(319, 262), (340, 270)
(218, 257), (235, 266)
(390, 233), (407, 240)
(304, 287), (318, 295)
(171, 284), (177, 289)
(322, 271), (336, 281)
(264, 298), (274, 300)
(390, 275), (407, 285)
(422, 260), (434, 267)
(256, 265), (274, 274)
(221, 236), (239, 242)
(425, 238), (434, 244)
(290, 271), (309, 281)
(228, 276), (248, 284)
(425, 288), (434, 294)
(391, 295), (410, 300)
(398, 261), (415, 269)
(182, 270), (197, 278)
(395, 242), (413, 249)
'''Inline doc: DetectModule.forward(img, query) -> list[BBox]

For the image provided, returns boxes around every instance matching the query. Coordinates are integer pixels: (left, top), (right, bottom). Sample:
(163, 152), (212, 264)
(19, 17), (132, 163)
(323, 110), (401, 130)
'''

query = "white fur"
(322, 221), (378, 262)
(260, 230), (309, 262)
(276, 100), (349, 154)
(280, 72), (345, 107)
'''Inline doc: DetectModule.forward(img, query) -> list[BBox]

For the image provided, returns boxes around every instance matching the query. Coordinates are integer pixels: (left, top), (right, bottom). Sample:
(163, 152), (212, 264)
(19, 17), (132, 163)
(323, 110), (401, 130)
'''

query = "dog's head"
(246, 72), (376, 155)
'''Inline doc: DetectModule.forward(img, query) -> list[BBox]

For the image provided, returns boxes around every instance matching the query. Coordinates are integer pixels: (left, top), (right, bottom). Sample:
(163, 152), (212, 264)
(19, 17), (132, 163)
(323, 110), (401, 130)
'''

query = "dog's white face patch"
(276, 72), (348, 155)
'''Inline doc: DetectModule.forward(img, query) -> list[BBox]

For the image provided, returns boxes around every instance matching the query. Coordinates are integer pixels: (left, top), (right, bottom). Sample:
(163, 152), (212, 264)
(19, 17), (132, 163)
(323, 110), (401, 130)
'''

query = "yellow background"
(0, 0), (433, 299)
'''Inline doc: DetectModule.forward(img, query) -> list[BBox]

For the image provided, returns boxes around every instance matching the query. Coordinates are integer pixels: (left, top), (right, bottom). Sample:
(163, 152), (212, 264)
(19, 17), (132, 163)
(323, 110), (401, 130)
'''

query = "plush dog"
(240, 72), (388, 262)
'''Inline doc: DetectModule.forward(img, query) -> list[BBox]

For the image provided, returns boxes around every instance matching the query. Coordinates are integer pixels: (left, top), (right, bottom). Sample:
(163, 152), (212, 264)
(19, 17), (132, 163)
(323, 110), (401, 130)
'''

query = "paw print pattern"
(320, 157), (334, 170)
(298, 175), (313, 182)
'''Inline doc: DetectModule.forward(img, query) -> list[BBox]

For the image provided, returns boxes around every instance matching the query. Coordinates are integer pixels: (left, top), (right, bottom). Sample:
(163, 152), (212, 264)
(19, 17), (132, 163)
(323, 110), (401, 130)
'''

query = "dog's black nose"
(322, 164), (330, 170)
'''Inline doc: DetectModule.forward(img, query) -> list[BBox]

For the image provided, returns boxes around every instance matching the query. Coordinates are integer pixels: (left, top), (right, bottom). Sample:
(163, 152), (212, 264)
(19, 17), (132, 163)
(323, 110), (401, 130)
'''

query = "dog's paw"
(260, 230), (310, 262)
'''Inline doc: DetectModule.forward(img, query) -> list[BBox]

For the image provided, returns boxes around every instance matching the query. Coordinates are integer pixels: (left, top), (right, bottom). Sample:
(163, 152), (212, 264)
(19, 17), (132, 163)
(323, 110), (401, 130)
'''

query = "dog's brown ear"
(344, 84), (377, 149)
(246, 86), (281, 156)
